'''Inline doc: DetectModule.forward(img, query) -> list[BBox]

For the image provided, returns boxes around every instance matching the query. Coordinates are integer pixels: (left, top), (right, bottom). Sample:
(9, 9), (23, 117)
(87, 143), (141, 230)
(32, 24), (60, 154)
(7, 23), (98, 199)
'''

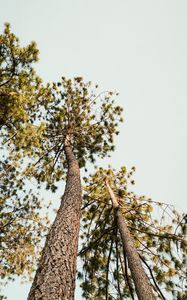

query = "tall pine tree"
(27, 78), (123, 299)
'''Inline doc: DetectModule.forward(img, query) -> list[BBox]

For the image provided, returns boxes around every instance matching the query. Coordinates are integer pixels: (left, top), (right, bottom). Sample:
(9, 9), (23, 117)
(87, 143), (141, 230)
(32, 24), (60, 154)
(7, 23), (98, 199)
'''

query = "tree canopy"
(0, 23), (51, 132)
(79, 167), (186, 299)
(22, 77), (123, 189)
(26, 77), (124, 299)
(0, 24), (186, 300)
(0, 24), (50, 297)
(0, 159), (50, 298)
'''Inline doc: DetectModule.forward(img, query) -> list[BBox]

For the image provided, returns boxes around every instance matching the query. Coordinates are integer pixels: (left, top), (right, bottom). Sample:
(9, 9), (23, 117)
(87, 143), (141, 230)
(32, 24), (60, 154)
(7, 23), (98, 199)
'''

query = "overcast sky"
(0, 0), (187, 299)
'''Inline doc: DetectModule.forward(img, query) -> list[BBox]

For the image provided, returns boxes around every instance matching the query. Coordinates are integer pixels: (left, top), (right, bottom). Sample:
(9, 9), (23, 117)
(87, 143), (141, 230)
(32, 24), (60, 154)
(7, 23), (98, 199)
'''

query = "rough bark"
(106, 181), (155, 300)
(28, 143), (82, 300)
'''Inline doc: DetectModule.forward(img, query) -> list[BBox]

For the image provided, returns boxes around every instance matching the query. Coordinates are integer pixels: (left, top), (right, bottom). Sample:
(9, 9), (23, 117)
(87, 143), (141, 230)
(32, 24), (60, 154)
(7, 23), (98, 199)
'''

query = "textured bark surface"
(117, 210), (156, 300)
(106, 181), (155, 300)
(28, 144), (82, 300)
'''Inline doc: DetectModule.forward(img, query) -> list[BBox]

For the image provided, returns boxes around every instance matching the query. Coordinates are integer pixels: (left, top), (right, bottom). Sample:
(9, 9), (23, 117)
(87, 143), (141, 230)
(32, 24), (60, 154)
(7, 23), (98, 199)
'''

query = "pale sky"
(0, 0), (187, 299)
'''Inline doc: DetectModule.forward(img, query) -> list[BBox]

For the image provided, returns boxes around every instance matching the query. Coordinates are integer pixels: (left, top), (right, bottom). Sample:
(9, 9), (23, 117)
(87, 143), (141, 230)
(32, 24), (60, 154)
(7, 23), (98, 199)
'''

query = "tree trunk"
(28, 143), (82, 300)
(106, 181), (155, 300)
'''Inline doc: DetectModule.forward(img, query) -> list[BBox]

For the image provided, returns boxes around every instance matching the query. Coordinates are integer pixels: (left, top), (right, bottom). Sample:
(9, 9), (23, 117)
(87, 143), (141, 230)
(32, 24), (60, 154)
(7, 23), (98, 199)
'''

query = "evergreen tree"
(0, 24), (51, 297)
(27, 77), (123, 300)
(2, 24), (185, 300)
(79, 167), (186, 299)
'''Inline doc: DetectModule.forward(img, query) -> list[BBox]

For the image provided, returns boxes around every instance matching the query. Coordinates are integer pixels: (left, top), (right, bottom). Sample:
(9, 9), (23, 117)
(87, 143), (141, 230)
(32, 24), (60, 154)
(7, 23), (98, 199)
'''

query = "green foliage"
(79, 167), (186, 299)
(0, 24), (124, 298)
(0, 23), (52, 143)
(24, 77), (123, 189)
(0, 24), (51, 296)
(1, 23), (186, 300)
(0, 159), (49, 291)
(0, 25), (124, 295)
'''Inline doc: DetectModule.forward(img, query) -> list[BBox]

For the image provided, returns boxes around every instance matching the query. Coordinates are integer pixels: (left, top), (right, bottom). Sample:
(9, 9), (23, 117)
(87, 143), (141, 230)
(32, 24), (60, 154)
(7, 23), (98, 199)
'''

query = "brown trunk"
(28, 143), (82, 300)
(106, 181), (155, 300)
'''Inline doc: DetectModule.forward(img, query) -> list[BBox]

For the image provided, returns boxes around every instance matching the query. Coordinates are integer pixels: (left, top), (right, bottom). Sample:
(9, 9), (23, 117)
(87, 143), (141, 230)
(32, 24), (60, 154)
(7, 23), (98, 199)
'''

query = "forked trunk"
(106, 181), (155, 300)
(28, 144), (82, 300)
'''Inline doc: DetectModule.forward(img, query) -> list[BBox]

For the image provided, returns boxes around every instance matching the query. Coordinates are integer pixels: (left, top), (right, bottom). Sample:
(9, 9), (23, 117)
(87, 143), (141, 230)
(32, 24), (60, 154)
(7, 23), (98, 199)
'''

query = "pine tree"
(27, 78), (123, 300)
(0, 24), (51, 297)
(79, 167), (186, 299)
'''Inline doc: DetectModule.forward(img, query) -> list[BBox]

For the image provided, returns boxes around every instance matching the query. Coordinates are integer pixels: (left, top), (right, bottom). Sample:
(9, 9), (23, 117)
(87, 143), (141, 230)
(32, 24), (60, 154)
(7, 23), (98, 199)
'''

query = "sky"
(0, 0), (187, 299)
